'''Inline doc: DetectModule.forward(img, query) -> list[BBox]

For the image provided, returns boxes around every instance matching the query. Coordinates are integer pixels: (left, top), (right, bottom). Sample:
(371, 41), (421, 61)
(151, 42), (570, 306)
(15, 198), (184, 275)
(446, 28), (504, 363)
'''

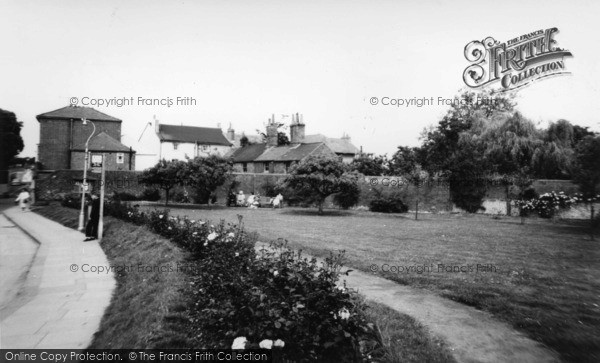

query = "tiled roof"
(229, 143), (267, 162)
(233, 142), (332, 162)
(72, 132), (134, 152)
(303, 134), (359, 155)
(278, 143), (331, 161)
(37, 106), (121, 122)
(157, 124), (232, 146)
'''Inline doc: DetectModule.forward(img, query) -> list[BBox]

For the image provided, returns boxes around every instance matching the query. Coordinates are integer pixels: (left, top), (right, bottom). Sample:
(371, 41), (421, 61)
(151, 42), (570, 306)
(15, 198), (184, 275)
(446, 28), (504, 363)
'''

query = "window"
(242, 163), (248, 172)
(285, 161), (291, 173)
(173, 142), (179, 150)
(116, 153), (124, 164)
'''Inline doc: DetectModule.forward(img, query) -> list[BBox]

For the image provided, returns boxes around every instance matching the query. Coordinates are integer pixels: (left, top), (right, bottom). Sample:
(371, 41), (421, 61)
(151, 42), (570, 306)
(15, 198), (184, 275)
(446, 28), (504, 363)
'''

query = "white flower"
(273, 270), (279, 277)
(235, 252), (240, 257)
(198, 221), (205, 225)
(159, 214), (164, 219)
(228, 232), (235, 238)
(190, 220), (196, 224)
(207, 232), (218, 241)
(193, 232), (198, 236)
(274, 339), (285, 348)
(203, 241), (208, 247)
(168, 226), (172, 230)
(232, 336), (247, 349)
(259, 339), (273, 349)
(338, 308), (350, 320)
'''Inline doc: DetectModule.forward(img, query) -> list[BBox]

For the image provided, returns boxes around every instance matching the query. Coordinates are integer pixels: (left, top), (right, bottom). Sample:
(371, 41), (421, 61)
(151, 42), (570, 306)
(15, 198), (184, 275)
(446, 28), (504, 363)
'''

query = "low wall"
(36, 169), (144, 200)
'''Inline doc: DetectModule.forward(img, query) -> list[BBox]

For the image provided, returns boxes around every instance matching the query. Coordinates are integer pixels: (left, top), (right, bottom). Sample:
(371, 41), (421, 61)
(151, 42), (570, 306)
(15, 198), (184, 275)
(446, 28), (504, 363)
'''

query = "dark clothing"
(85, 198), (100, 238)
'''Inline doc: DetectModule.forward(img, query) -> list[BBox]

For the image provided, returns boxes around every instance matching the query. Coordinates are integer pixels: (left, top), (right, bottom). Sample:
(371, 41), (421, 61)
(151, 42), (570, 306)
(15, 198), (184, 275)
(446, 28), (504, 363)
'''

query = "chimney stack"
(266, 115), (278, 147)
(341, 132), (351, 142)
(227, 123), (235, 141)
(290, 112), (305, 143)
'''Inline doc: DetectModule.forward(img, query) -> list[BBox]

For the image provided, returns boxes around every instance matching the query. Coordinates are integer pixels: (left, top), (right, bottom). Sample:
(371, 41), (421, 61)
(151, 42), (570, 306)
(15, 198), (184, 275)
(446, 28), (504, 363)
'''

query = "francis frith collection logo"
(463, 27), (572, 91)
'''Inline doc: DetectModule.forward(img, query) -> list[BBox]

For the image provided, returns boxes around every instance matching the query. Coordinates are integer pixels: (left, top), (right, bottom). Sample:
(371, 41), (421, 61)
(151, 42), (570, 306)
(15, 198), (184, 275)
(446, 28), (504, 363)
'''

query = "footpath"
(256, 242), (561, 363)
(0, 206), (115, 349)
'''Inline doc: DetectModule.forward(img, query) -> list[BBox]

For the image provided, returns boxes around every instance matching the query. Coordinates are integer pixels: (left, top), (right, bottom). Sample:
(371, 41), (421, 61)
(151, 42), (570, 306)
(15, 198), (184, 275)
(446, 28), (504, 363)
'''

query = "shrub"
(113, 191), (139, 201)
(369, 194), (408, 213)
(140, 188), (161, 201)
(61, 193), (81, 209)
(171, 189), (191, 204)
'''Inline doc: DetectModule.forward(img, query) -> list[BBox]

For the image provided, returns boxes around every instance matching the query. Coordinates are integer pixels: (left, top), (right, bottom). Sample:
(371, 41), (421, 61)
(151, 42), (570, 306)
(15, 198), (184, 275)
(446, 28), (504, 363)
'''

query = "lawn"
(148, 205), (600, 363)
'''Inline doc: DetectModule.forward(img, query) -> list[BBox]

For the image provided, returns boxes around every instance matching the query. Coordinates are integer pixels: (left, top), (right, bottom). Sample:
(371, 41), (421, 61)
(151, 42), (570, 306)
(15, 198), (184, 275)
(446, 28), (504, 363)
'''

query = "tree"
(257, 124), (290, 146)
(240, 135), (251, 147)
(280, 155), (360, 214)
(0, 109), (24, 186)
(532, 119), (575, 179)
(388, 146), (421, 175)
(184, 155), (233, 204)
(139, 159), (187, 205)
(572, 136), (600, 199)
(349, 154), (388, 176)
(447, 136), (491, 213)
(420, 89), (515, 173)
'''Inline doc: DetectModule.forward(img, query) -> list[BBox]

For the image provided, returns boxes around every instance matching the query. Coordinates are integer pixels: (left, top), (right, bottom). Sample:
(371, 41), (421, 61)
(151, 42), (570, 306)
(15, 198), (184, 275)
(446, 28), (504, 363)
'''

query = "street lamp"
(78, 118), (96, 231)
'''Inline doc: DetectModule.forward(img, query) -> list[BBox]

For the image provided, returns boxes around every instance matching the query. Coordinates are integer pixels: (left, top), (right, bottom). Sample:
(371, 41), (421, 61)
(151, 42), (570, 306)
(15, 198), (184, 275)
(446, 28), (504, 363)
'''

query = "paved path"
(257, 243), (561, 363)
(0, 214), (38, 313)
(0, 207), (116, 349)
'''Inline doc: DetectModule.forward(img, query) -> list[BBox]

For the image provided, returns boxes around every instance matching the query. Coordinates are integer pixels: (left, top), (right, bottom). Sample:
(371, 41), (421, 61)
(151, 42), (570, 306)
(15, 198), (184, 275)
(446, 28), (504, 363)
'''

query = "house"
(229, 114), (346, 173)
(36, 105), (136, 171)
(155, 119), (232, 161)
(302, 133), (359, 164)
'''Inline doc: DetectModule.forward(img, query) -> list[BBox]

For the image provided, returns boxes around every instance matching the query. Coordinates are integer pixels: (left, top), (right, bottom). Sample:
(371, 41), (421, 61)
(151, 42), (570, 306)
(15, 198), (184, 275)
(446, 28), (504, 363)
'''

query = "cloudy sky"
(2, 0), (599, 160)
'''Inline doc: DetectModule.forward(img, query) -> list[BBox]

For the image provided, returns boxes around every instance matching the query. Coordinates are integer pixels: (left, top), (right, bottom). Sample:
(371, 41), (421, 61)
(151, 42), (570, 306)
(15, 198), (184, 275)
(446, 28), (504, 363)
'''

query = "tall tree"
(572, 136), (600, 199)
(0, 109), (24, 186)
(420, 89), (515, 173)
(349, 154), (388, 176)
(388, 146), (421, 175)
(279, 155), (360, 214)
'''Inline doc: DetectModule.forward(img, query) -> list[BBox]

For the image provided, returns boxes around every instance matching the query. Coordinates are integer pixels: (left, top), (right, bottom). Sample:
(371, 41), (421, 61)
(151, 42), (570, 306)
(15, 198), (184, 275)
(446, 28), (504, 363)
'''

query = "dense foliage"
(139, 156), (232, 205)
(279, 156), (360, 214)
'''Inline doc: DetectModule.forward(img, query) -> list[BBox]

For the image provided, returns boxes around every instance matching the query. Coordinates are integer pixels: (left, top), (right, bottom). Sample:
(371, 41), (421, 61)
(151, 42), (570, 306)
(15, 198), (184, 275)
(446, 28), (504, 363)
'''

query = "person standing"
(84, 194), (100, 241)
(15, 188), (31, 212)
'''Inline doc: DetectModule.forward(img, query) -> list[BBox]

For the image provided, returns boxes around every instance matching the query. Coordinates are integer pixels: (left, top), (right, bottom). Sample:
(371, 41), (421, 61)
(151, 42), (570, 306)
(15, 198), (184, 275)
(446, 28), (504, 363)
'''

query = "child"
(15, 188), (31, 211)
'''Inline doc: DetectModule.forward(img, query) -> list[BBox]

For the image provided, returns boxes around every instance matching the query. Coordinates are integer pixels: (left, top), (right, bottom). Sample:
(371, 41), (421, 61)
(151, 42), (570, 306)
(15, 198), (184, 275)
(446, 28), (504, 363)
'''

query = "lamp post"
(78, 118), (96, 231)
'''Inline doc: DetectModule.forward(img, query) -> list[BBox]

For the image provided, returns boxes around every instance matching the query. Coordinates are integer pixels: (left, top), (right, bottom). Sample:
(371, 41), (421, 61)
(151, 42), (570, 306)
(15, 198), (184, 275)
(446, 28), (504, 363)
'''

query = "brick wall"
(38, 118), (122, 170)
(70, 151), (135, 171)
(36, 169), (144, 200)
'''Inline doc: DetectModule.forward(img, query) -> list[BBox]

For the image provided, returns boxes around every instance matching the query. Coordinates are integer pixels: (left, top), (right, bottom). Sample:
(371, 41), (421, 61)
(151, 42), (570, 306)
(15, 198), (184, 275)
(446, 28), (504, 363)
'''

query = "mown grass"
(152, 205), (600, 363)
(35, 203), (455, 362)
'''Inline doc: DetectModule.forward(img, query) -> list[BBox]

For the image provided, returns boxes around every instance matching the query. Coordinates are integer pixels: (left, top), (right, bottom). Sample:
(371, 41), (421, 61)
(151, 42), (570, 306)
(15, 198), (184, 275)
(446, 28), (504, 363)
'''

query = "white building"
(155, 121), (232, 161)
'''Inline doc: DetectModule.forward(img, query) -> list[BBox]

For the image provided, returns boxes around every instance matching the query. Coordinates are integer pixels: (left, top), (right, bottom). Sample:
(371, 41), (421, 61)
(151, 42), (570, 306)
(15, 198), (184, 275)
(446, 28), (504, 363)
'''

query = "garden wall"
(36, 169), (144, 200)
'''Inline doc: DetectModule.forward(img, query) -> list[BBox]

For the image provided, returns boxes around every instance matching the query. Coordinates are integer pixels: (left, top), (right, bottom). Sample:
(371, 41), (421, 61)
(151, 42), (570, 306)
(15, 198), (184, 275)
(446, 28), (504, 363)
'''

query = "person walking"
(84, 194), (101, 241)
(15, 188), (31, 212)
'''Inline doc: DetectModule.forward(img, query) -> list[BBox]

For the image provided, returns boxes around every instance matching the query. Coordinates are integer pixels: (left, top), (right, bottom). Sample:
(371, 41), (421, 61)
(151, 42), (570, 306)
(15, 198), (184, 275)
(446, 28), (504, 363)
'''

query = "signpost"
(98, 153), (106, 240)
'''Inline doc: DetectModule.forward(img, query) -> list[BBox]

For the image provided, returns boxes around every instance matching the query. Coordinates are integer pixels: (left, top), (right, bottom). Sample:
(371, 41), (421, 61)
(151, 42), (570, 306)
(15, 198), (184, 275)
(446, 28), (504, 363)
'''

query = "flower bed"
(102, 200), (382, 361)
(516, 191), (600, 219)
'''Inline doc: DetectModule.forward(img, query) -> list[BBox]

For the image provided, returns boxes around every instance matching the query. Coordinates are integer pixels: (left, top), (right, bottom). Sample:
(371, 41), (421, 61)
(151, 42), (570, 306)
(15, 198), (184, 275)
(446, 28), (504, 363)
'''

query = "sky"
(2, 0), (599, 161)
